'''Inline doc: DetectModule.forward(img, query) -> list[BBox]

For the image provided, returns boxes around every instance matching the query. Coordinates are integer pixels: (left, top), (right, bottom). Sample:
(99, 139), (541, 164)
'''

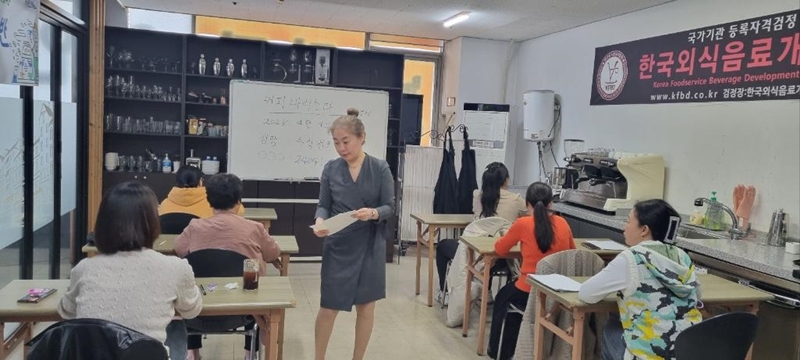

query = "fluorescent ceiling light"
(370, 44), (440, 53)
(443, 11), (470, 28)
(268, 40), (293, 45)
(337, 46), (364, 51)
(197, 33), (220, 38)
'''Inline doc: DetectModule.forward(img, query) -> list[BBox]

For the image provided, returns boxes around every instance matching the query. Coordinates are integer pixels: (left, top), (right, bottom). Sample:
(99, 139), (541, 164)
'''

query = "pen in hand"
(199, 284), (206, 295)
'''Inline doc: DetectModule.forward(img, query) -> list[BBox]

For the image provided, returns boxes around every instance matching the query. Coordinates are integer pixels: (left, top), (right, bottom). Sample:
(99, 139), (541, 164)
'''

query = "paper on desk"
(528, 274), (583, 292)
(584, 240), (628, 251)
(310, 211), (357, 236)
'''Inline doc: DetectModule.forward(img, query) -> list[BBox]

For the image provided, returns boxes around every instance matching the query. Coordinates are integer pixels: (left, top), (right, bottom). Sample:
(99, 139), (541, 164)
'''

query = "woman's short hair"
(328, 108), (365, 139)
(94, 182), (160, 254)
(175, 166), (204, 188)
(206, 173), (243, 210)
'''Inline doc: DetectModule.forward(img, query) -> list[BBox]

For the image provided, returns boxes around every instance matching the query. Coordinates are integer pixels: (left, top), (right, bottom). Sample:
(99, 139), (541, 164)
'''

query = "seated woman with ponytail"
(579, 199), (702, 360)
(488, 182), (576, 360)
(434, 162), (526, 305)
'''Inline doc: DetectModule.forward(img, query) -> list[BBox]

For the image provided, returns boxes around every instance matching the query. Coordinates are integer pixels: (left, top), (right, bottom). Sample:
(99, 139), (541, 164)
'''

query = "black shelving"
(105, 96), (181, 104)
(337, 83), (403, 92)
(185, 102), (229, 108)
(104, 131), (181, 138)
(105, 67), (181, 76)
(184, 135), (228, 140)
(186, 73), (240, 80)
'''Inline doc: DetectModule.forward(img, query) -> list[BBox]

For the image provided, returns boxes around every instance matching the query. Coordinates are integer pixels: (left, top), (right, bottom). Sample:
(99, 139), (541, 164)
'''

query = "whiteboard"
(464, 111), (508, 144)
(462, 109), (509, 187)
(228, 81), (389, 180)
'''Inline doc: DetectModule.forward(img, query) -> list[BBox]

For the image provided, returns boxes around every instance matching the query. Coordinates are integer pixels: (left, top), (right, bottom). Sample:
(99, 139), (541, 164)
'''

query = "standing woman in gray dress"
(313, 108), (395, 360)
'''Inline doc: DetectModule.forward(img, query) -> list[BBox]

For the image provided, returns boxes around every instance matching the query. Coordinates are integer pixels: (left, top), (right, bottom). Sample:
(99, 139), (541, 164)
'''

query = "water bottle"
(162, 153), (173, 173)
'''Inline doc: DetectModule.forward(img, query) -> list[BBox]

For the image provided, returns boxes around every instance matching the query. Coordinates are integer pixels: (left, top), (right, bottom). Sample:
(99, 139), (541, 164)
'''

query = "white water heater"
(523, 90), (555, 142)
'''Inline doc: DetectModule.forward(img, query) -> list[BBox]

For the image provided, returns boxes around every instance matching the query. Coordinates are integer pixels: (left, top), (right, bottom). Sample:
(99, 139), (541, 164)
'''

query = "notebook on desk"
(528, 274), (582, 292)
(582, 240), (627, 251)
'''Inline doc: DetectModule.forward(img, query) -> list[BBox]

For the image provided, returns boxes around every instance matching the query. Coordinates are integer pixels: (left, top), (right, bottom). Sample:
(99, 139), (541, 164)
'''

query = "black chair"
(26, 318), (168, 360)
(184, 249), (259, 359)
(675, 312), (760, 360)
(159, 213), (199, 234)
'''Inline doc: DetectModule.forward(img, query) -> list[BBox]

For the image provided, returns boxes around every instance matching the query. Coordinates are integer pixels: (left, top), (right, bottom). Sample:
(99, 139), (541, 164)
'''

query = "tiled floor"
(6, 255), (496, 360)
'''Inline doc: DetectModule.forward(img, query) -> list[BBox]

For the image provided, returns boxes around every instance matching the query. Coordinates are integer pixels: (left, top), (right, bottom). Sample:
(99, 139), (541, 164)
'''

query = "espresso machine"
(549, 139), (584, 194)
(560, 151), (665, 213)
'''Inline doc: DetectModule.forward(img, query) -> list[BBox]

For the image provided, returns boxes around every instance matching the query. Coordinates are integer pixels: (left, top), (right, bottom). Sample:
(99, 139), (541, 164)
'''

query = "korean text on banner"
(591, 10), (800, 105)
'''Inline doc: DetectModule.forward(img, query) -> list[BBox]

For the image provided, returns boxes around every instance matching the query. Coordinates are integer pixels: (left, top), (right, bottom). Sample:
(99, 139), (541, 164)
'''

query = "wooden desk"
(0, 277), (296, 360)
(527, 274), (773, 360)
(573, 238), (623, 262)
(458, 236), (621, 355)
(271, 236), (299, 277)
(82, 235), (299, 277)
(410, 213), (474, 307)
(244, 208), (278, 231)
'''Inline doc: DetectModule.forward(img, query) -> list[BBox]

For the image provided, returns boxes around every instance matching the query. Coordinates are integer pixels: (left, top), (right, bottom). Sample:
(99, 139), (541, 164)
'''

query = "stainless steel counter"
(541, 199), (799, 286)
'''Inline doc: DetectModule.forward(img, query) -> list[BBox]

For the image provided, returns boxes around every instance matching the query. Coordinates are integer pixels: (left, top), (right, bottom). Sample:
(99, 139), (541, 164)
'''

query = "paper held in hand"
(528, 274), (583, 292)
(310, 210), (357, 236)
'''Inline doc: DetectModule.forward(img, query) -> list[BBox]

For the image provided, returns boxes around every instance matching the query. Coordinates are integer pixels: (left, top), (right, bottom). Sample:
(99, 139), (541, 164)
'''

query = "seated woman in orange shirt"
(158, 166), (244, 219)
(488, 182), (576, 360)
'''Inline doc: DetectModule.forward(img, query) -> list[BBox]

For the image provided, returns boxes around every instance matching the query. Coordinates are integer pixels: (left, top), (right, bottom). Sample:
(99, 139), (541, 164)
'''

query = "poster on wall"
(590, 10), (800, 105)
(0, 0), (40, 86)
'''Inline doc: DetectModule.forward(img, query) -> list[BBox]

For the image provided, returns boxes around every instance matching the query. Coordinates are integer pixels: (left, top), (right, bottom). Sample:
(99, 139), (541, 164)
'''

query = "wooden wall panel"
(87, 0), (105, 231)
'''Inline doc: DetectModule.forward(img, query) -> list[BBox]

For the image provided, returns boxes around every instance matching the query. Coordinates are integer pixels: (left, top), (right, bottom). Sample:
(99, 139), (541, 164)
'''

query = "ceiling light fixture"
(370, 44), (440, 53)
(443, 11), (470, 28)
(267, 40), (293, 45)
(197, 33), (220, 38)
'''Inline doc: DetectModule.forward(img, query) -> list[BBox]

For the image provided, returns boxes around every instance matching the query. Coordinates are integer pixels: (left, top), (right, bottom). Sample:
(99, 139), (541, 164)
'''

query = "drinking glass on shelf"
(105, 114), (112, 131)
(136, 156), (145, 172)
(318, 56), (328, 82)
(289, 49), (298, 79)
(120, 79), (129, 98)
(105, 76), (114, 96)
(118, 155), (128, 172)
(134, 119), (142, 133)
(123, 117), (132, 133)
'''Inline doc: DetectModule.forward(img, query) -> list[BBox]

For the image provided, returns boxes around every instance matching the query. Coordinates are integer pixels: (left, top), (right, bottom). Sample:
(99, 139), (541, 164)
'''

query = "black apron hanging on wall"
(456, 128), (478, 214)
(433, 129), (459, 214)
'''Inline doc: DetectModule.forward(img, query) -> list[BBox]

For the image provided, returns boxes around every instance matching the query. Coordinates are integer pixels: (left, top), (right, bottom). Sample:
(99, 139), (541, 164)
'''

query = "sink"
(678, 225), (728, 240)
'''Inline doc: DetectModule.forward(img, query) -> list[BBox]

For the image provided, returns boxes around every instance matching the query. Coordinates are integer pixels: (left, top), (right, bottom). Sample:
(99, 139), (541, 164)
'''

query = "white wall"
(106, 0), (128, 28)
(440, 37), (463, 131)
(441, 37), (519, 176)
(128, 8), (193, 34)
(508, 0), (800, 237)
(457, 38), (511, 108)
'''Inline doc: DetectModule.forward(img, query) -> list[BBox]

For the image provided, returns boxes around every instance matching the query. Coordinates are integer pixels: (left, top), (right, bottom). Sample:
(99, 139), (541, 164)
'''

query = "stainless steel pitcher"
(766, 209), (787, 247)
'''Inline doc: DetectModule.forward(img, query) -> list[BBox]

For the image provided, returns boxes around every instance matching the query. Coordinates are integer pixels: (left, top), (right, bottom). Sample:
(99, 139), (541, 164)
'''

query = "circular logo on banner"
(596, 50), (628, 101)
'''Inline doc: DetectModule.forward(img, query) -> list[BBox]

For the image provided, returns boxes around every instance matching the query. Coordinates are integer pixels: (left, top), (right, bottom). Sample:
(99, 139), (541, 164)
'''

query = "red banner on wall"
(590, 10), (800, 105)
